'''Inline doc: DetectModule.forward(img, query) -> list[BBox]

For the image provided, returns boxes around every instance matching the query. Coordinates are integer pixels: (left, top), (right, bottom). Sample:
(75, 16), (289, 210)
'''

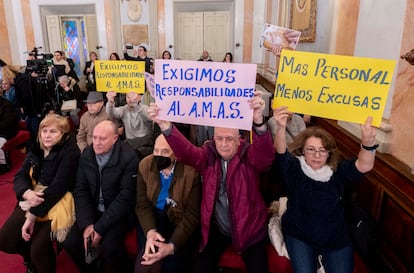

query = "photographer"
(123, 45), (153, 74)
(14, 54), (55, 147)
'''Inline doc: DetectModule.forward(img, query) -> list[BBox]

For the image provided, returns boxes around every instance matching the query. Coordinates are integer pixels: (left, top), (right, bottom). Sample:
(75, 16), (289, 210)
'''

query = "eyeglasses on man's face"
(304, 147), (329, 157)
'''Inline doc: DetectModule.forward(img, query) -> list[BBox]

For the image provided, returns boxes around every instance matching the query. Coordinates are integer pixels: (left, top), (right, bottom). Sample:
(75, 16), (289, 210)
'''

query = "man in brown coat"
(135, 134), (201, 273)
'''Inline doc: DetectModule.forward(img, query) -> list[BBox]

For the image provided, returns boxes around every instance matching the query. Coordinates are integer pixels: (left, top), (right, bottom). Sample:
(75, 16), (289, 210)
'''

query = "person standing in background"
(197, 50), (213, 62)
(124, 45), (153, 74)
(161, 50), (172, 60)
(84, 52), (98, 92)
(109, 52), (120, 61)
(222, 52), (233, 63)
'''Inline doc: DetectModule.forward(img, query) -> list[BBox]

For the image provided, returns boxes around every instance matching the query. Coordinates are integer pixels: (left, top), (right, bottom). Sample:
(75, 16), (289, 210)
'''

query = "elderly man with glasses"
(147, 91), (274, 273)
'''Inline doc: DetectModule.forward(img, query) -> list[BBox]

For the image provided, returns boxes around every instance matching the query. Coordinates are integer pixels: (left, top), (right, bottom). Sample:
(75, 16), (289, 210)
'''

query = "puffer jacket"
(165, 125), (274, 253)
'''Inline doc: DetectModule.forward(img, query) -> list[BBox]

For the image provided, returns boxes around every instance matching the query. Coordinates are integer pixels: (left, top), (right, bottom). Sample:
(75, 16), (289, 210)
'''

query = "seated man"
(197, 50), (213, 62)
(147, 91), (274, 273)
(64, 119), (138, 273)
(76, 91), (107, 152)
(135, 133), (201, 273)
(106, 91), (158, 160)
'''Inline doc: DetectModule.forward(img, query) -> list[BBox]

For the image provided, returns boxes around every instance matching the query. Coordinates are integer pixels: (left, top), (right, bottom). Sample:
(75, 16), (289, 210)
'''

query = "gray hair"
(58, 75), (69, 84)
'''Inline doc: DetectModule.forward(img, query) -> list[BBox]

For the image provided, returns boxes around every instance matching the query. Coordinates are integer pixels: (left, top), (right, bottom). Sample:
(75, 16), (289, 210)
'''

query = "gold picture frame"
(289, 0), (317, 42)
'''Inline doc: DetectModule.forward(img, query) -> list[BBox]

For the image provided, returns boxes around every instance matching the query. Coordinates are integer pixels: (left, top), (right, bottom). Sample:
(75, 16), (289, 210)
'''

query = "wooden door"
(176, 11), (230, 61)
(176, 12), (203, 60)
(204, 11), (230, 61)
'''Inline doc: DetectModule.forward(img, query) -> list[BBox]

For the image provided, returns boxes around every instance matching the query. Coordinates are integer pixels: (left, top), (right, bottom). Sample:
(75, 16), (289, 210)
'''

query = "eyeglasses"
(304, 147), (329, 157)
(215, 136), (237, 143)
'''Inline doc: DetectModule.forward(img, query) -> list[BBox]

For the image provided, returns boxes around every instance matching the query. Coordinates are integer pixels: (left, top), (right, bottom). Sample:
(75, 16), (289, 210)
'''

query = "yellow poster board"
(273, 50), (396, 127)
(95, 60), (145, 94)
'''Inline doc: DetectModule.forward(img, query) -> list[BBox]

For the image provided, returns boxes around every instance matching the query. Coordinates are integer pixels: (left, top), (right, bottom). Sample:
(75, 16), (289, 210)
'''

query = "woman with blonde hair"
(0, 114), (80, 273)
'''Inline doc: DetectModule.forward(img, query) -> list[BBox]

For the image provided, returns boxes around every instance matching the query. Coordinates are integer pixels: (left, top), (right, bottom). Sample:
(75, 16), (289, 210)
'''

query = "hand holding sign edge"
(249, 90), (266, 125)
(148, 102), (171, 131)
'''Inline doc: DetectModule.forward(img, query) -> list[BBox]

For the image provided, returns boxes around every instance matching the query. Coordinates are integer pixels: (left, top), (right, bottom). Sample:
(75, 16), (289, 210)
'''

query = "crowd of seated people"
(0, 47), (374, 273)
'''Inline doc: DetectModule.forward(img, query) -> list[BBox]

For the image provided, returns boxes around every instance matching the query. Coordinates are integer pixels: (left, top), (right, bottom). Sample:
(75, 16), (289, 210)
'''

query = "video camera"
(26, 54), (54, 75)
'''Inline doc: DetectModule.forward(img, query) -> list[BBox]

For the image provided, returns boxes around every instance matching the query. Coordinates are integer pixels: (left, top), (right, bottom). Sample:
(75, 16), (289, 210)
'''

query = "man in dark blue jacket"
(64, 119), (138, 273)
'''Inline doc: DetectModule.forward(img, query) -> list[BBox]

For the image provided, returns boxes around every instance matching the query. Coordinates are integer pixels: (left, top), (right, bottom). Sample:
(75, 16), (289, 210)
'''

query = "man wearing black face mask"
(135, 134), (201, 273)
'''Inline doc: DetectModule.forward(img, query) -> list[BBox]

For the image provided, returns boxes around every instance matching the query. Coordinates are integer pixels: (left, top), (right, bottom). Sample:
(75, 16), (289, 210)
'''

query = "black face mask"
(154, 155), (172, 171)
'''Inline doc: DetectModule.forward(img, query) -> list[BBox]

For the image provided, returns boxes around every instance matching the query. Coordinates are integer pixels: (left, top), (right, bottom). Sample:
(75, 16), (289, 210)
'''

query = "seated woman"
(0, 114), (80, 273)
(272, 106), (377, 273)
(57, 75), (82, 128)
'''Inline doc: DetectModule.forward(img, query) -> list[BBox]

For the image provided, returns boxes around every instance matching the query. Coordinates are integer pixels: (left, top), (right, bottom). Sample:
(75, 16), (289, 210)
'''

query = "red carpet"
(0, 148), (79, 273)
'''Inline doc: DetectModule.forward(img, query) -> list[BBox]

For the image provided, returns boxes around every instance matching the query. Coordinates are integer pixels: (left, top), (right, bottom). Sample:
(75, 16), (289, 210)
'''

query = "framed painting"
(289, 0), (317, 42)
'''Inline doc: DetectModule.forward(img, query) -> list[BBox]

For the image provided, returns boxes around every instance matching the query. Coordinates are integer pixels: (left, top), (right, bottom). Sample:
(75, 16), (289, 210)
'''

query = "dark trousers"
(64, 220), (133, 273)
(195, 222), (268, 273)
(0, 207), (55, 273)
(135, 208), (199, 273)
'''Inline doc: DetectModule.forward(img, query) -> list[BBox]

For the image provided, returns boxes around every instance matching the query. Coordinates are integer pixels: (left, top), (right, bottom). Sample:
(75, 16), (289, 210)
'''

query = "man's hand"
(145, 229), (165, 255)
(82, 224), (102, 250)
(141, 241), (174, 265)
(106, 91), (116, 105)
(147, 103), (171, 131)
(248, 90), (266, 125)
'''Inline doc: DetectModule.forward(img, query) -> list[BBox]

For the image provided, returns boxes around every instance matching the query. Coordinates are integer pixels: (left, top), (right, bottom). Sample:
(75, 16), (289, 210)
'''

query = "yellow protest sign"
(273, 50), (396, 127)
(94, 60), (145, 93)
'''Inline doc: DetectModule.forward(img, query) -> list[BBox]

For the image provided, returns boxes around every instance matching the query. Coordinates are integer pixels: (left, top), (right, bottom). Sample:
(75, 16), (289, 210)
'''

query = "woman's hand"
(356, 116), (377, 173)
(360, 116), (377, 146)
(22, 189), (44, 207)
(272, 106), (291, 153)
(272, 106), (291, 129)
(21, 216), (35, 241)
